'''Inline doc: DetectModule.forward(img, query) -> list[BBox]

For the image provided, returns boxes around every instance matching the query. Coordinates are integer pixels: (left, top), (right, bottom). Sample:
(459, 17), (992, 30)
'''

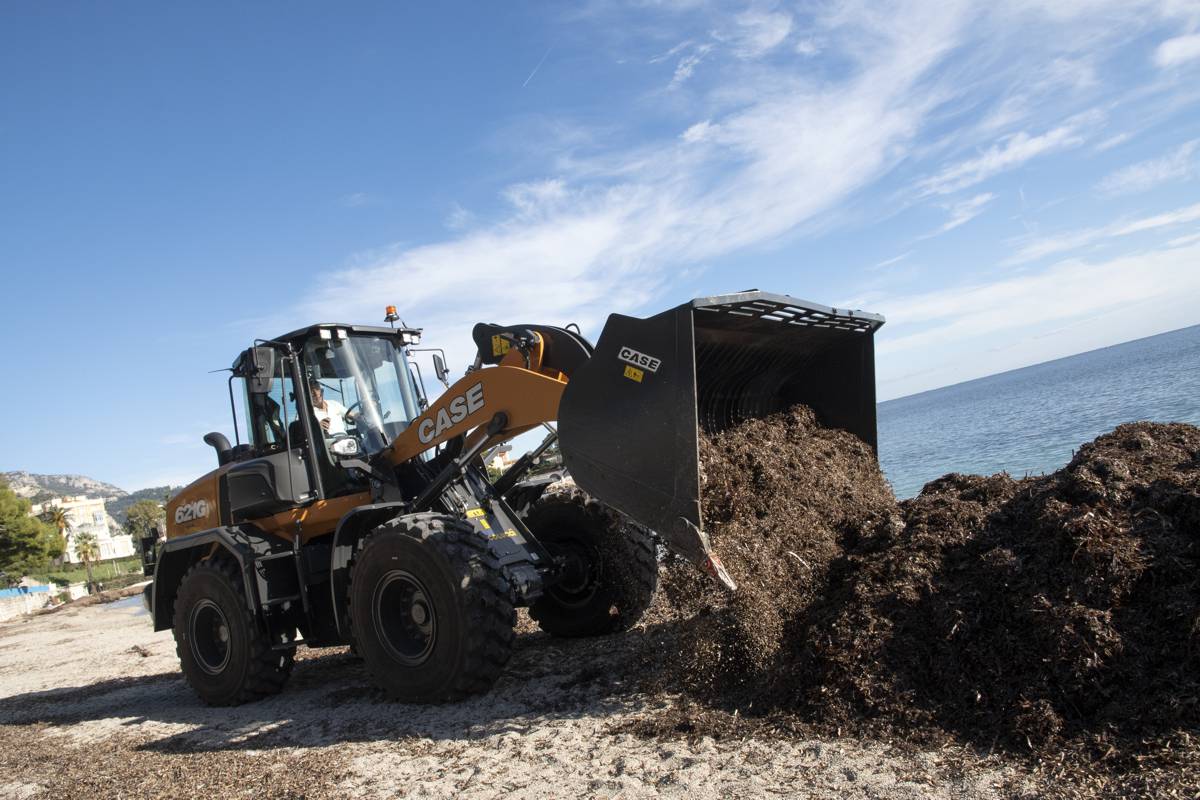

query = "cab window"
(245, 360), (298, 452)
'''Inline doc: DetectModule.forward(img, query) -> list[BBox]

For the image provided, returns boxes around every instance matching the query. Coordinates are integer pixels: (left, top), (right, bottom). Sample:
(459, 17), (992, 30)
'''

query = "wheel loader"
(142, 291), (884, 705)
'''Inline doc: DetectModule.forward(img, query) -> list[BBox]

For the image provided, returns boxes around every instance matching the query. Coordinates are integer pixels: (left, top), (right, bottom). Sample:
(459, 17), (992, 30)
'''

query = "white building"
(487, 445), (515, 473)
(29, 496), (135, 563)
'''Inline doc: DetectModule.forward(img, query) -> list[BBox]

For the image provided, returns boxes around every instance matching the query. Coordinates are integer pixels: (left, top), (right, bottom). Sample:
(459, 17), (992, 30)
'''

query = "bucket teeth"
(703, 554), (738, 592)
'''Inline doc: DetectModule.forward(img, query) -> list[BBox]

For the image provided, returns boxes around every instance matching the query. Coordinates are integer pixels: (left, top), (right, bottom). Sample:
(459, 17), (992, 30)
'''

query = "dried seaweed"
(646, 410), (1200, 797)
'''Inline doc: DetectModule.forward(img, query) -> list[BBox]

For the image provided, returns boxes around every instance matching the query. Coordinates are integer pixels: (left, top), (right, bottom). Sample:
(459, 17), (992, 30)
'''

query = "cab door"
(225, 350), (316, 522)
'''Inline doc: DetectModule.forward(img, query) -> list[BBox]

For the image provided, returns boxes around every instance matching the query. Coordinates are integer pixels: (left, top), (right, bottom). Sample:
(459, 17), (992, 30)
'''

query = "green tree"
(0, 481), (62, 583)
(124, 499), (165, 556)
(73, 532), (100, 593)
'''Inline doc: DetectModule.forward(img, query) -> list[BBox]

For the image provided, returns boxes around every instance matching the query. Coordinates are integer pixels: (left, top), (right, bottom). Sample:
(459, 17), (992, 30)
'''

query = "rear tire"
(348, 514), (516, 702)
(172, 558), (295, 706)
(526, 485), (658, 637)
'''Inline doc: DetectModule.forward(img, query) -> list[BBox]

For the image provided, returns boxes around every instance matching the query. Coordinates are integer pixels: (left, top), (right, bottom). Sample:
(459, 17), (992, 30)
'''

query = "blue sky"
(3, 1), (1199, 491)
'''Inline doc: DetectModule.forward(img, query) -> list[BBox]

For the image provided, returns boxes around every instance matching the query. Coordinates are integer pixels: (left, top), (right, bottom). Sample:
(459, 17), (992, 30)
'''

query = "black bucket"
(558, 291), (884, 586)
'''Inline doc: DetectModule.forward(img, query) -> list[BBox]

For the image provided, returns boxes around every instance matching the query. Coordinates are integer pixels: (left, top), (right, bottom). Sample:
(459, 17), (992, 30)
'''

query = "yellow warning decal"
(466, 508), (486, 518)
(623, 364), (644, 383)
(486, 529), (519, 540)
(491, 335), (510, 357)
(479, 519), (491, 530)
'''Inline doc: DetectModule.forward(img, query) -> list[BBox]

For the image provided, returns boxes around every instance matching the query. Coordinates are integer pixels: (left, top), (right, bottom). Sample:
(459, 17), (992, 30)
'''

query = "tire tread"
(172, 557), (294, 706)
(347, 513), (516, 702)
(527, 485), (658, 637)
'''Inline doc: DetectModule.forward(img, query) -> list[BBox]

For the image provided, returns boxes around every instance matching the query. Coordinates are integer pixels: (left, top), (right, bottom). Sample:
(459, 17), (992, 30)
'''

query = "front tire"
(172, 558), (295, 706)
(348, 514), (516, 702)
(526, 485), (658, 637)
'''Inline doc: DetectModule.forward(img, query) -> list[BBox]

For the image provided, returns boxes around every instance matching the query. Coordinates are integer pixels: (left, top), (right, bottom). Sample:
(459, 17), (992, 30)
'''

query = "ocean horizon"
(877, 323), (1200, 498)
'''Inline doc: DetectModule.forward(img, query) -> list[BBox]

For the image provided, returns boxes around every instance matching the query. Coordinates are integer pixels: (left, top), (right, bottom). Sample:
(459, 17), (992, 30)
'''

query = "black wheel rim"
(547, 538), (602, 609)
(189, 599), (232, 676)
(373, 570), (437, 666)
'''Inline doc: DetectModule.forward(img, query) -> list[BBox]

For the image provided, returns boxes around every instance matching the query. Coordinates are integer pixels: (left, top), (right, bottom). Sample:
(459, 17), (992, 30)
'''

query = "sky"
(2, 1), (1199, 491)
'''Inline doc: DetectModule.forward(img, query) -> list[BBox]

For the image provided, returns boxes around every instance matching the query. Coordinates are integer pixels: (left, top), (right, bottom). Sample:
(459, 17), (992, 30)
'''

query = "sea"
(877, 324), (1200, 499)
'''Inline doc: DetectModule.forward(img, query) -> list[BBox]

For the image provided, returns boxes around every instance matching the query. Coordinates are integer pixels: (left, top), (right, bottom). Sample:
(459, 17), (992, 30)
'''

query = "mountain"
(1, 471), (127, 501)
(1, 472), (183, 529)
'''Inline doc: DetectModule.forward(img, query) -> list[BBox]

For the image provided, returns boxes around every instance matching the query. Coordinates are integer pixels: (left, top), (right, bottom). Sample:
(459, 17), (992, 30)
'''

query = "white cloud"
(1154, 33), (1200, 68)
(649, 40), (693, 65)
(919, 192), (996, 238)
(873, 251), (912, 269)
(1110, 202), (1200, 235)
(918, 121), (1089, 195)
(1093, 132), (1132, 152)
(680, 119), (714, 143)
(1168, 231), (1200, 247)
(877, 241), (1200, 398)
(669, 44), (712, 88)
(1097, 139), (1199, 194)
(1035, 55), (1097, 92)
(1005, 200), (1200, 263)
(727, 10), (793, 58)
(503, 179), (570, 216)
(794, 38), (821, 57)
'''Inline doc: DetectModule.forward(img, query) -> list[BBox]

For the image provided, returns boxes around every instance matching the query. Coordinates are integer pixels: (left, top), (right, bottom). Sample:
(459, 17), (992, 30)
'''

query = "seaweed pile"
(797, 422), (1200, 756)
(657, 405), (901, 700)
(647, 409), (1200, 788)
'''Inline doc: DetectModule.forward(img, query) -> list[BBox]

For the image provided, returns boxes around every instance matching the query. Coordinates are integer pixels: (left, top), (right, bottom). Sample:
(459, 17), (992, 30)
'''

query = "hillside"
(1, 471), (126, 501)
(0, 473), (180, 527)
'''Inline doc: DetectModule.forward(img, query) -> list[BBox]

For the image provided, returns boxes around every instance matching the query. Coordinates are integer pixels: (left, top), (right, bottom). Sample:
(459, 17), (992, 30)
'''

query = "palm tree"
(42, 505), (70, 553)
(73, 532), (100, 593)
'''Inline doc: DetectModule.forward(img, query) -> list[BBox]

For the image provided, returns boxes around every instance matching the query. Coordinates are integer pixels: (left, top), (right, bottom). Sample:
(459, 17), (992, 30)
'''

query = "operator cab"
(203, 322), (430, 513)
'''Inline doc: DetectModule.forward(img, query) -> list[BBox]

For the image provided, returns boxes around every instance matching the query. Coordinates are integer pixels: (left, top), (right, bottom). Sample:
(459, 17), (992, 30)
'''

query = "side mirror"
(236, 347), (277, 394)
(432, 353), (450, 388)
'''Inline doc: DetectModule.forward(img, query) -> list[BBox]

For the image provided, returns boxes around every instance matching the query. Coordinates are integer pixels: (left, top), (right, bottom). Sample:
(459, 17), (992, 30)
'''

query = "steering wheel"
(345, 401), (362, 418)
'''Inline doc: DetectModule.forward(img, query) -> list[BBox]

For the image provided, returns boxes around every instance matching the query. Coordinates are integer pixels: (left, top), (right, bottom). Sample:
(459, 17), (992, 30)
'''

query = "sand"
(0, 589), (1013, 799)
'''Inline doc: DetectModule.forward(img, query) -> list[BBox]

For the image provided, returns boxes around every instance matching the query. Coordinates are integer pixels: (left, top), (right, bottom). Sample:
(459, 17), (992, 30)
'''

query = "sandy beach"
(0, 590), (1012, 799)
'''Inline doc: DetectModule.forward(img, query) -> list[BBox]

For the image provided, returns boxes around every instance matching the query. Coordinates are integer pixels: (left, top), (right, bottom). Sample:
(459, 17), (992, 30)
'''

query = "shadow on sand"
(0, 624), (673, 754)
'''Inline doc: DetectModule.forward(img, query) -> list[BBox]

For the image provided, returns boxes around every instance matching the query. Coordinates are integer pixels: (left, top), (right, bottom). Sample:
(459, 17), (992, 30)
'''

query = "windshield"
(304, 334), (423, 455)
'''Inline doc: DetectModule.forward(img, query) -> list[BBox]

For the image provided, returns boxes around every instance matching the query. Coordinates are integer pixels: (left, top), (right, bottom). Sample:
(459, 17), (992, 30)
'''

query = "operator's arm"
(323, 399), (350, 434)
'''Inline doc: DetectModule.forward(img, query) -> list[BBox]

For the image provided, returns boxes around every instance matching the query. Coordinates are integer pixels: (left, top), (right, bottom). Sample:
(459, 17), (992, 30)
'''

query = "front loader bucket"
(558, 291), (884, 588)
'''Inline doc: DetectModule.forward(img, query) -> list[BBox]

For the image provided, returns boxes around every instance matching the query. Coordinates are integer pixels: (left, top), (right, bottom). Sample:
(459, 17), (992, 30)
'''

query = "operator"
(309, 379), (355, 436)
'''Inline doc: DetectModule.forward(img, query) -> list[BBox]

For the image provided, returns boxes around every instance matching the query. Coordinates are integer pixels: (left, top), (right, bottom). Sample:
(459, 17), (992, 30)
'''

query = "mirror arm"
(410, 347), (452, 388)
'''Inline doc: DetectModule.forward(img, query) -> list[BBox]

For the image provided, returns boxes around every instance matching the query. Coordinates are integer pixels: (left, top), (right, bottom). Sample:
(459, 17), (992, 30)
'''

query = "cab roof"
(272, 322), (422, 346)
